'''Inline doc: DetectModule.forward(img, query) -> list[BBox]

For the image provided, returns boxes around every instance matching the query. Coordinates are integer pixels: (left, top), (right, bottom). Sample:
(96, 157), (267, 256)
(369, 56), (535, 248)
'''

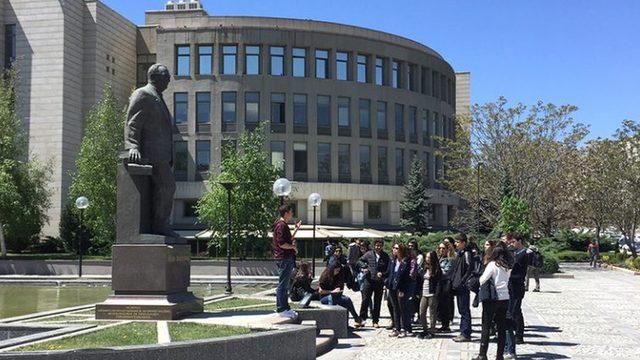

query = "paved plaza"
(320, 263), (640, 360)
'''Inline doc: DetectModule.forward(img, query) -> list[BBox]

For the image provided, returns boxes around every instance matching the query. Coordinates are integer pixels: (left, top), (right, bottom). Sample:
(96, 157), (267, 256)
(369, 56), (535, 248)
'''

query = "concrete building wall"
(0, 0), (5, 67)
(3, 0), (136, 236)
(145, 11), (461, 229)
(455, 72), (471, 116)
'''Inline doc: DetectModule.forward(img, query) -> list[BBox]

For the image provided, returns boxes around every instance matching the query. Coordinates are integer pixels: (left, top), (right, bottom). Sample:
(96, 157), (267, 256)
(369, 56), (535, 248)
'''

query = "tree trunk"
(0, 222), (6, 258)
(595, 226), (601, 241)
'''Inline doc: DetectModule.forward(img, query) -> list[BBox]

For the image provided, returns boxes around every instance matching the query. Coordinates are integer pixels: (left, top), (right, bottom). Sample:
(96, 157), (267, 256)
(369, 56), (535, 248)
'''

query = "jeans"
(505, 296), (524, 354)
(479, 300), (508, 359)
(390, 287), (414, 332)
(590, 253), (599, 268)
(359, 280), (384, 323)
(437, 289), (454, 328)
(321, 293), (361, 322)
(525, 267), (540, 291)
(276, 257), (295, 313)
(455, 289), (472, 338)
(419, 295), (438, 332)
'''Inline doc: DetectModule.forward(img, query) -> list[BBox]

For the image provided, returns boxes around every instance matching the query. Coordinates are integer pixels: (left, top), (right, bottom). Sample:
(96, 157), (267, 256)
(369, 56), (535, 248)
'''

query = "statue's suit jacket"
(124, 83), (175, 165)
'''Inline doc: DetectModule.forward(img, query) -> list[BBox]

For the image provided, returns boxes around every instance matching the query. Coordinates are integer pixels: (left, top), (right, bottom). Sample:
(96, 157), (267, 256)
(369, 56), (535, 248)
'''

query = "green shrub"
(553, 250), (590, 262)
(542, 256), (559, 274)
(625, 258), (634, 269)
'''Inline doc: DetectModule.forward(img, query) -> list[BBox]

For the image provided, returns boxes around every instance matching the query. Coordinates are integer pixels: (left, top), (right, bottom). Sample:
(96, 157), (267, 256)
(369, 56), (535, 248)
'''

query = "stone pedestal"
(96, 244), (203, 320)
(96, 156), (203, 320)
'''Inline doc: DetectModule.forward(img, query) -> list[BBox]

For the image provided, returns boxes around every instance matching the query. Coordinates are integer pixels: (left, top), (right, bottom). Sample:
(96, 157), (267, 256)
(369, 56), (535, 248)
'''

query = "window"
(245, 45), (260, 75)
(432, 70), (439, 98)
(327, 202), (342, 219)
(271, 141), (285, 175)
(396, 148), (405, 184)
(198, 45), (213, 75)
(315, 50), (329, 79)
(176, 45), (190, 76)
(173, 141), (188, 180)
(408, 106), (417, 141)
(421, 67), (430, 95)
(359, 99), (371, 136)
(196, 92), (210, 123)
(367, 202), (382, 220)
(395, 104), (404, 141)
(357, 55), (368, 83)
(338, 97), (350, 128)
(174, 92), (188, 124)
(424, 151), (431, 185)
(378, 146), (388, 184)
(294, 94), (307, 125)
(421, 109), (430, 143)
(392, 61), (400, 88)
(183, 200), (198, 217)
(376, 101), (387, 137)
(406, 64), (415, 91)
(270, 46), (285, 76)
(222, 45), (237, 75)
(317, 95), (331, 127)
(292, 48), (306, 77)
(5, 24), (16, 69)
(447, 78), (453, 104)
(441, 74), (447, 101)
(293, 142), (308, 179)
(317, 143), (332, 182)
(196, 140), (210, 172)
(271, 93), (285, 124)
(336, 52), (348, 80)
(375, 57), (384, 86)
(245, 92), (260, 123)
(360, 145), (371, 183)
(338, 144), (351, 182)
(222, 92), (236, 124)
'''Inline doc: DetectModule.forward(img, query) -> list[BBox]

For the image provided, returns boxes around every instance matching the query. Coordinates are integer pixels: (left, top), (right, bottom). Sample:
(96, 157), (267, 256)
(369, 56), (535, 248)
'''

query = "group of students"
(272, 204), (542, 360)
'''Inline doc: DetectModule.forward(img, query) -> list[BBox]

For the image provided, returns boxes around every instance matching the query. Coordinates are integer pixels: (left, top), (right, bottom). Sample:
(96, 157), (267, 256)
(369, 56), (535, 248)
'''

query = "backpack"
(530, 250), (543, 268)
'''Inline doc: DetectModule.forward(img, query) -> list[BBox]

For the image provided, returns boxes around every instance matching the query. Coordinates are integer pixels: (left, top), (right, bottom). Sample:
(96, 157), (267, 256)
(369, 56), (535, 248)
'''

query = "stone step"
(315, 329), (336, 357)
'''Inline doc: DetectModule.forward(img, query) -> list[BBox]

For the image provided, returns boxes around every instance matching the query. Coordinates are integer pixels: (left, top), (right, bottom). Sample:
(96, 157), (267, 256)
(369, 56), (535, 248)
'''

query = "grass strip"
(204, 298), (274, 311)
(169, 323), (251, 342)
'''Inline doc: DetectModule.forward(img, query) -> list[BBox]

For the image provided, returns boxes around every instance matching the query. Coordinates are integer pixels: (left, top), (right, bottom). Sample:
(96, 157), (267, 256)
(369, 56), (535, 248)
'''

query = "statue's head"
(147, 64), (171, 92)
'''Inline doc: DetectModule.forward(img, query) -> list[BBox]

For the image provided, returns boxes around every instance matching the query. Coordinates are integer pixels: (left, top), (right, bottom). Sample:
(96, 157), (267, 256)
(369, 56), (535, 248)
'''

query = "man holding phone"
(272, 204), (302, 318)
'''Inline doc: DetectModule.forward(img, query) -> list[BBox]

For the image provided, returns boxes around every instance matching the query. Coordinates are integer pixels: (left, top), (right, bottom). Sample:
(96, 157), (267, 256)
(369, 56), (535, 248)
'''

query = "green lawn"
(204, 298), (275, 311)
(169, 323), (251, 342)
(17, 322), (156, 351)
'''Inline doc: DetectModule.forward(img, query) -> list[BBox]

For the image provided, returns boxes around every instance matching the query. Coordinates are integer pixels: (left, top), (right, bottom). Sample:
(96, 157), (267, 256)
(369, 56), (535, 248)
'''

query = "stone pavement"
(319, 263), (640, 360)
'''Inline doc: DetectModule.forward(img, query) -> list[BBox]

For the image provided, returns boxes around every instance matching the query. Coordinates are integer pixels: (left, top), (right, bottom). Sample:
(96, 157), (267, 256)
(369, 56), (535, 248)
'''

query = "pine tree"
(400, 158), (431, 234)
(497, 195), (532, 238)
(66, 86), (124, 255)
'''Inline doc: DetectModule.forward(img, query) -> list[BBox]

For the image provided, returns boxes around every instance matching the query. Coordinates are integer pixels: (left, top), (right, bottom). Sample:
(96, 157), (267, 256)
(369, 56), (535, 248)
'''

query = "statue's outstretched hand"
(129, 148), (141, 163)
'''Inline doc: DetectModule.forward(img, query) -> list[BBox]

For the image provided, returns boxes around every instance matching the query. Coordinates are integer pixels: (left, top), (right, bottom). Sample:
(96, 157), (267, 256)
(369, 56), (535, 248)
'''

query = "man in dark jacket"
(357, 238), (390, 327)
(450, 233), (475, 342)
(504, 232), (529, 359)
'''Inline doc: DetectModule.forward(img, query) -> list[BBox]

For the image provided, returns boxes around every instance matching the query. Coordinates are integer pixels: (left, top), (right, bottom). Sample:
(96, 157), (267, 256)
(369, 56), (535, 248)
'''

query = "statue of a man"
(124, 64), (178, 238)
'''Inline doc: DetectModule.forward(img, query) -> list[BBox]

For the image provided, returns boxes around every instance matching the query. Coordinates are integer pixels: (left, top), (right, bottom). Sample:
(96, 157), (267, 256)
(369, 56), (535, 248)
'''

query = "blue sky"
(103, 0), (640, 140)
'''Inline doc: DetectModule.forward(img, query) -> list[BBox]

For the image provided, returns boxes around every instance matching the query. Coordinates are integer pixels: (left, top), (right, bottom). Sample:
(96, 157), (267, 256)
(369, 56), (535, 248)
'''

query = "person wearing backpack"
(504, 232), (529, 359)
(451, 233), (475, 342)
(525, 240), (542, 292)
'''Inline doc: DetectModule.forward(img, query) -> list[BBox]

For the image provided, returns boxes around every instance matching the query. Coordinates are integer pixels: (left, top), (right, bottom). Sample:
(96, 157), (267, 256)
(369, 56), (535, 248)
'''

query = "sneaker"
(389, 330), (399, 337)
(437, 326), (451, 333)
(354, 319), (365, 329)
(405, 332), (416, 337)
(373, 323), (380, 328)
(397, 331), (408, 338)
(532, 288), (540, 292)
(278, 309), (298, 319)
(504, 353), (517, 359)
(452, 335), (471, 342)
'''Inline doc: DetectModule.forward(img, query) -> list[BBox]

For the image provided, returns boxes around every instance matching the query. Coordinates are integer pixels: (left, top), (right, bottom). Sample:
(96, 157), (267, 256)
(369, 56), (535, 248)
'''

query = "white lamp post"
(308, 193), (322, 278)
(75, 196), (89, 278)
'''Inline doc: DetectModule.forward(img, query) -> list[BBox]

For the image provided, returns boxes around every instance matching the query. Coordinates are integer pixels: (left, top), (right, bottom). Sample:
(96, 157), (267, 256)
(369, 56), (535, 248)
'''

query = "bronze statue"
(124, 64), (178, 238)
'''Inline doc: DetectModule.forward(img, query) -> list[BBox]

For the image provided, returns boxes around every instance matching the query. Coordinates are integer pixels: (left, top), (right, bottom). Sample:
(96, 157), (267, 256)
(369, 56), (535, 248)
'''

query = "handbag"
(478, 278), (499, 302)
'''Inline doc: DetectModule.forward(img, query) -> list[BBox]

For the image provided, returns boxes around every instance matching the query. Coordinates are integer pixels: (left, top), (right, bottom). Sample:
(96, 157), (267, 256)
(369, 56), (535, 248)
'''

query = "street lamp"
(272, 178), (291, 206)
(219, 181), (235, 295)
(75, 196), (89, 278)
(476, 161), (483, 234)
(308, 193), (322, 278)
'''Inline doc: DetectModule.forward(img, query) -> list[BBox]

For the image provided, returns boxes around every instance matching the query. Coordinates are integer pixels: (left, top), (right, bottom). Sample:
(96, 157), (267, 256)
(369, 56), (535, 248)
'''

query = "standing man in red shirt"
(272, 204), (302, 318)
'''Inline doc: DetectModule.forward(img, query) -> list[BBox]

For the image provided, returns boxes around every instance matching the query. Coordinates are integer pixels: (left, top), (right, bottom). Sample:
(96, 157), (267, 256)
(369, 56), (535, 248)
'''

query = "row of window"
(172, 91), (456, 142)
(173, 139), (444, 186)
(4, 24), (16, 69)
(173, 43), (454, 103)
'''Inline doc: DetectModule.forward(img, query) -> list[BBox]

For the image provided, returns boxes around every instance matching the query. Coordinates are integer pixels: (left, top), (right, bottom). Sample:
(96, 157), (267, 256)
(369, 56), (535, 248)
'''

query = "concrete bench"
(296, 302), (348, 339)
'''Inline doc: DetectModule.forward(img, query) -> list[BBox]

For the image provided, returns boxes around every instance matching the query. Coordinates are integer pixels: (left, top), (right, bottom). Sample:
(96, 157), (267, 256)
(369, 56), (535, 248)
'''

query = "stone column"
(351, 199), (364, 226)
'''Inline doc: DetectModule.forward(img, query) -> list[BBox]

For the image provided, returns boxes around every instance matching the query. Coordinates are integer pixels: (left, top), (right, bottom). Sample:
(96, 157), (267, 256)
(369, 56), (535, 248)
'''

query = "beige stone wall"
(455, 72), (471, 116)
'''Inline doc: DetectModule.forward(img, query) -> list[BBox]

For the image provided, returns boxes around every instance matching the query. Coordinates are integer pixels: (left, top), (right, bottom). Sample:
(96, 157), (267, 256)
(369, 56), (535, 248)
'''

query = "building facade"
(2, 0), (467, 236)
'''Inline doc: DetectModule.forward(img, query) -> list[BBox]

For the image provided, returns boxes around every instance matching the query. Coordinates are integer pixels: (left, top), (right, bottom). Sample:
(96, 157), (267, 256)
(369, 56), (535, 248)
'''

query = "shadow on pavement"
(518, 352), (570, 360)
(525, 325), (562, 333)
(524, 340), (578, 347)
